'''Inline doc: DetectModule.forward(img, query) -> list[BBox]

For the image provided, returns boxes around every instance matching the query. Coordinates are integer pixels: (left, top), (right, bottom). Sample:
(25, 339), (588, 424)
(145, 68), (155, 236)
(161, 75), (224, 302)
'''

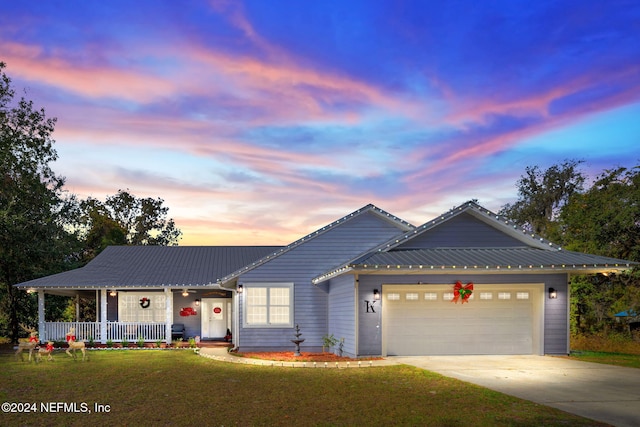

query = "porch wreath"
(452, 281), (473, 304)
(139, 297), (151, 309)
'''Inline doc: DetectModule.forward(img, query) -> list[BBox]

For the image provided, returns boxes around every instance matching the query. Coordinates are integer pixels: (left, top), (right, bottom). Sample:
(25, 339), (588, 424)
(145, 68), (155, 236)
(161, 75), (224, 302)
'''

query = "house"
(15, 201), (637, 356)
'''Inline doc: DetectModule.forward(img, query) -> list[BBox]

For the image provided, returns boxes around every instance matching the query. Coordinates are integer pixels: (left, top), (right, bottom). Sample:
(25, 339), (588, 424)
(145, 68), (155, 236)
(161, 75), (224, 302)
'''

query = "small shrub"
(137, 336), (145, 348)
(106, 339), (113, 348)
(155, 340), (162, 348)
(188, 337), (197, 348)
(122, 338), (129, 347)
(322, 334), (339, 353)
(88, 336), (95, 347)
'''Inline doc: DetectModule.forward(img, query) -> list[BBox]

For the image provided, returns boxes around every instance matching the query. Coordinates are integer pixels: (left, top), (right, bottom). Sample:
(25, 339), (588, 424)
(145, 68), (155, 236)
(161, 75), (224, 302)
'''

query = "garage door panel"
(383, 285), (538, 355)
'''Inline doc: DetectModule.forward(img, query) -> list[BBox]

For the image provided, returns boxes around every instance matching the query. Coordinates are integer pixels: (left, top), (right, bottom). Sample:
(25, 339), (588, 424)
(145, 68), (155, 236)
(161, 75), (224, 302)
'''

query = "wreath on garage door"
(452, 281), (473, 304)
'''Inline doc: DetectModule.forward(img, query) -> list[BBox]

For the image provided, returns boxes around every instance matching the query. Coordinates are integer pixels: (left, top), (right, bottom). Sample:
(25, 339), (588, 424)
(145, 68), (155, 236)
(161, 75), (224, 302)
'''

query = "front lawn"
(0, 350), (607, 426)
(568, 350), (640, 368)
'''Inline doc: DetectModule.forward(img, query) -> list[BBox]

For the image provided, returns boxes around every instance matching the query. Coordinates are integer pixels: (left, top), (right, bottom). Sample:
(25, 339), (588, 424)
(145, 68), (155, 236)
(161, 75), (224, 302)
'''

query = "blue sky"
(2, 0), (639, 245)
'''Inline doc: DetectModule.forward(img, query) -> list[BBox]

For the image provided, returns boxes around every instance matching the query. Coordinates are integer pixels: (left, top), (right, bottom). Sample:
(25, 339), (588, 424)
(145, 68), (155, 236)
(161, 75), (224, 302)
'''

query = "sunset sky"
(2, 1), (639, 245)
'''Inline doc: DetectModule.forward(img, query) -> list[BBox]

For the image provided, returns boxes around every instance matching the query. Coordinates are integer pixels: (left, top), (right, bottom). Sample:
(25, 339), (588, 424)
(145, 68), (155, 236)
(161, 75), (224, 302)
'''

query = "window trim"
(242, 283), (294, 328)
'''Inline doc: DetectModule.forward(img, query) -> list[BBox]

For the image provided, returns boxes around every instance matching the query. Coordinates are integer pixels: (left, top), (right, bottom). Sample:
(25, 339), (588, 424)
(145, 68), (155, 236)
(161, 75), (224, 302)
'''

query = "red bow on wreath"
(452, 281), (473, 304)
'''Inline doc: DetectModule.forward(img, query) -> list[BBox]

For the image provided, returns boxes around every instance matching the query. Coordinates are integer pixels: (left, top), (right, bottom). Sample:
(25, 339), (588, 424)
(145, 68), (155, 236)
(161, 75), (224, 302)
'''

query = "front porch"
(33, 288), (236, 344)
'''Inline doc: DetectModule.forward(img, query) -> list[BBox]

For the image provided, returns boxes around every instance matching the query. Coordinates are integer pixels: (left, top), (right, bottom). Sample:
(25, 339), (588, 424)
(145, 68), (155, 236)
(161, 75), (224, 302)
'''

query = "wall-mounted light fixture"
(182, 289), (189, 297)
(109, 290), (117, 297)
(237, 284), (244, 294)
(548, 287), (557, 299)
(373, 289), (380, 300)
(194, 299), (200, 306)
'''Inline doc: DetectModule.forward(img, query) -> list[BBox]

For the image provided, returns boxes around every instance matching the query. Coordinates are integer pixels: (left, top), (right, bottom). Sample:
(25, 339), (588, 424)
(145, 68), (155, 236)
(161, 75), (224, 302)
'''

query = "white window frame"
(118, 292), (166, 322)
(242, 283), (294, 328)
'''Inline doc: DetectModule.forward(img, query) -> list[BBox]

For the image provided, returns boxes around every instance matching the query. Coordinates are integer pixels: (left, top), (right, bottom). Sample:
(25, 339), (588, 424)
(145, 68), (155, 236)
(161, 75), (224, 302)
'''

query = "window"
(498, 292), (511, 300)
(516, 292), (530, 300)
(424, 292), (438, 301)
(387, 293), (400, 301)
(243, 283), (293, 328)
(118, 292), (166, 322)
(406, 292), (419, 301)
(443, 292), (454, 301)
(480, 292), (493, 300)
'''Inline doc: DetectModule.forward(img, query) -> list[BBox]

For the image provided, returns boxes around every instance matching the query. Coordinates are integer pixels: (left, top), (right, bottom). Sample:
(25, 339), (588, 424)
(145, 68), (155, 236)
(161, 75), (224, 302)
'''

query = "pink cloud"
(1, 42), (176, 103)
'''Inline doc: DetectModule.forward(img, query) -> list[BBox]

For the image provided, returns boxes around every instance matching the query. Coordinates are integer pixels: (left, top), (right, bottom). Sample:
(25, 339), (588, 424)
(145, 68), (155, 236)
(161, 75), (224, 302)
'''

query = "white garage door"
(383, 284), (541, 356)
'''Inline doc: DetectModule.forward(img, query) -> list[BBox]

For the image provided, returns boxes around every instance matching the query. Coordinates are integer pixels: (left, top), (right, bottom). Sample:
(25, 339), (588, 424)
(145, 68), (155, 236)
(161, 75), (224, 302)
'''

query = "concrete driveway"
(390, 355), (640, 427)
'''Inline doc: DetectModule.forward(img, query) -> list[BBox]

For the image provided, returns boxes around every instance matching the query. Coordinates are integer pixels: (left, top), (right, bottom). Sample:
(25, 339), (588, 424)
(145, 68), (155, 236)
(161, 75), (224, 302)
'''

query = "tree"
(79, 189), (181, 257)
(560, 166), (640, 261)
(0, 62), (81, 342)
(501, 160), (640, 337)
(499, 159), (585, 239)
(559, 166), (640, 335)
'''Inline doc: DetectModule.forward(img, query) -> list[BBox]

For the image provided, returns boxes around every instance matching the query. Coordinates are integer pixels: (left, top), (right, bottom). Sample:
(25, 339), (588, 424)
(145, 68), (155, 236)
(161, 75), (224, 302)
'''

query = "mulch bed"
(236, 351), (382, 362)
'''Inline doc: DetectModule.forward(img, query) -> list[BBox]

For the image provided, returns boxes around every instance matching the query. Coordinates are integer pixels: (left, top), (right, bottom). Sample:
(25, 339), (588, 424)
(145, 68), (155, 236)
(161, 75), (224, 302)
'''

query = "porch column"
(100, 289), (107, 344)
(233, 288), (240, 348)
(75, 294), (80, 322)
(165, 288), (173, 344)
(37, 290), (45, 342)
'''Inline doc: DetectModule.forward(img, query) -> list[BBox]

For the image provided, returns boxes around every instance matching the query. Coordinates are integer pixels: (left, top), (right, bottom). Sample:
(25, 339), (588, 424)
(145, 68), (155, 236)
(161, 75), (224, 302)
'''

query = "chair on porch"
(171, 323), (185, 341)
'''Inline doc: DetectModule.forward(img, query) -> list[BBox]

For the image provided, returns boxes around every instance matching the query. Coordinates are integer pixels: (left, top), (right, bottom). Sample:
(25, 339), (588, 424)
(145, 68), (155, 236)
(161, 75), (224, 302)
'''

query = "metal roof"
(311, 201), (639, 283)
(349, 247), (637, 274)
(15, 246), (282, 290)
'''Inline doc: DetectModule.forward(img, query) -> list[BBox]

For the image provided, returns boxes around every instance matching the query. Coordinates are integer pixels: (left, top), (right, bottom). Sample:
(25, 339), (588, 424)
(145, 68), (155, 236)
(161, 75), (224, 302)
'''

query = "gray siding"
(328, 275), (357, 357)
(397, 212), (524, 249)
(357, 278), (383, 355)
(544, 274), (570, 354)
(237, 211), (405, 352)
(358, 273), (568, 356)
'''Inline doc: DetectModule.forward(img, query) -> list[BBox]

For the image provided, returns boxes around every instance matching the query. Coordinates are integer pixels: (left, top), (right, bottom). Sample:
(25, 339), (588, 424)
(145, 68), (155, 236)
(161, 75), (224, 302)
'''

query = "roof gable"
(218, 204), (414, 284)
(313, 201), (638, 282)
(396, 211), (525, 249)
(391, 201), (560, 251)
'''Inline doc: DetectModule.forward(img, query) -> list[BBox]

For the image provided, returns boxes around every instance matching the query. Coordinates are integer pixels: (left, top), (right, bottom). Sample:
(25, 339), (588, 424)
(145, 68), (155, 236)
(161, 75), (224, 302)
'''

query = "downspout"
(354, 274), (359, 357)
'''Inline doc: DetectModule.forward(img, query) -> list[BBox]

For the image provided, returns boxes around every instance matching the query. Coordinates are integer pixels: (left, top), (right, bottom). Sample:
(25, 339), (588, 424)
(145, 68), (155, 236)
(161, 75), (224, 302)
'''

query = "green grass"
(0, 350), (607, 426)
(569, 350), (640, 368)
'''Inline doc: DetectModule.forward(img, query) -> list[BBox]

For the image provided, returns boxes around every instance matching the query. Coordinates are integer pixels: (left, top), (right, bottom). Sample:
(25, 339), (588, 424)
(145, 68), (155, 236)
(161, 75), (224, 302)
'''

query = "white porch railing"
(106, 322), (166, 342)
(44, 322), (167, 342)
